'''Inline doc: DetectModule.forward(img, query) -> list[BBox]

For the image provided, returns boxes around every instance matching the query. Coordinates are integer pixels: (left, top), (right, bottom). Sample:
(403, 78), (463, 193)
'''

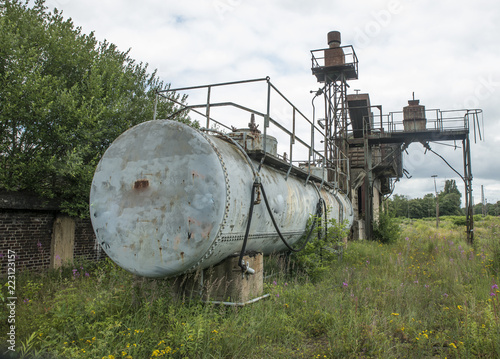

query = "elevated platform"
(349, 128), (470, 146)
(310, 45), (359, 82)
(312, 63), (358, 82)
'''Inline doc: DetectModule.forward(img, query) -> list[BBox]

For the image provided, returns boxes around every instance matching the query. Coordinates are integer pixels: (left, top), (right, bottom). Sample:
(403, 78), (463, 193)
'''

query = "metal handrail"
(157, 77), (344, 184)
(369, 108), (483, 135)
(310, 45), (358, 73)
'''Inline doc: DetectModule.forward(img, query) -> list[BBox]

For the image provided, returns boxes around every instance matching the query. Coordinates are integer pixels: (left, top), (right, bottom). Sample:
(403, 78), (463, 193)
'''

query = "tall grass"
(1, 216), (499, 358)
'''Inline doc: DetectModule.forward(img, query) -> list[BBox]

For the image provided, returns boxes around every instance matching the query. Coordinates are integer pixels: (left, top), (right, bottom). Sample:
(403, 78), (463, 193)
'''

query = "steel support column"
(323, 72), (349, 192)
(463, 134), (474, 244)
(364, 133), (373, 240)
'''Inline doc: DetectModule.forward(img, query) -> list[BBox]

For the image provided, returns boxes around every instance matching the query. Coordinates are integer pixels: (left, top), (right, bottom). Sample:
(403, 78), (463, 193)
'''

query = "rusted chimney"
(327, 31), (341, 48)
(325, 31), (345, 66)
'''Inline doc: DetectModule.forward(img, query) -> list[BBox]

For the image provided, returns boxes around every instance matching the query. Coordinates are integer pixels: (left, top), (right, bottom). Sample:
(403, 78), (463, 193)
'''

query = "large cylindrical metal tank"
(90, 120), (353, 278)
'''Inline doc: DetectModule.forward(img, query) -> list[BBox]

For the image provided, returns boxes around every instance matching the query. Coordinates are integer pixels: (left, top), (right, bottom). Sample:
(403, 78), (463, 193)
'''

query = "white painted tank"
(90, 120), (353, 278)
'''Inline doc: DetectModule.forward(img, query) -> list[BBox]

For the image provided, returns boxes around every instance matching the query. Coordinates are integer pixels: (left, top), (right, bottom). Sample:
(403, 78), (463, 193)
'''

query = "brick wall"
(0, 210), (54, 272)
(0, 191), (104, 275)
(74, 218), (104, 261)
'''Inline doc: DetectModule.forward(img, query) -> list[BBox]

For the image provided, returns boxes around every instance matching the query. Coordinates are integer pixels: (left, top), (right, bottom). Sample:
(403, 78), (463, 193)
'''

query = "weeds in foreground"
(1, 216), (499, 358)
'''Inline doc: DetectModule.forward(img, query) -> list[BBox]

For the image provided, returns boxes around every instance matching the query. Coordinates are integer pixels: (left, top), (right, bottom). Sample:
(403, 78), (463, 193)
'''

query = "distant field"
(2, 216), (499, 358)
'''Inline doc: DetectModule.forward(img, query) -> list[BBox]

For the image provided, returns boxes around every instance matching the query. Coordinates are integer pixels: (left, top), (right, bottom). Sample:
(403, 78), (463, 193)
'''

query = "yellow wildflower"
(391, 313), (399, 316)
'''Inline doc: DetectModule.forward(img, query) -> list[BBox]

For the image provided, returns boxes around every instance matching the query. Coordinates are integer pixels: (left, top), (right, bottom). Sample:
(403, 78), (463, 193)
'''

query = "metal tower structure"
(311, 31), (358, 194)
(310, 31), (482, 244)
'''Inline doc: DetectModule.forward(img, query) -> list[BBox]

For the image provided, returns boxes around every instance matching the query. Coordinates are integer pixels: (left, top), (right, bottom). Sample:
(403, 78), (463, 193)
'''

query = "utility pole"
(432, 175), (439, 228)
(481, 185), (486, 217)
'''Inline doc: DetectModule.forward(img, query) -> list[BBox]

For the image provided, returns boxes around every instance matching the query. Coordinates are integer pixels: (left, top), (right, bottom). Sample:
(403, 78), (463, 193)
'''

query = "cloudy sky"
(45, 0), (500, 205)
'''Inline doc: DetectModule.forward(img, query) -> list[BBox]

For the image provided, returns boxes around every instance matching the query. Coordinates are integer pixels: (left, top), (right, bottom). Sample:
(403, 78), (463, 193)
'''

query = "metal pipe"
(158, 96), (232, 131)
(160, 77), (269, 93)
(289, 108), (295, 168)
(153, 93), (158, 121)
(203, 293), (271, 307)
(206, 86), (211, 129)
(268, 82), (312, 128)
(259, 81), (271, 172)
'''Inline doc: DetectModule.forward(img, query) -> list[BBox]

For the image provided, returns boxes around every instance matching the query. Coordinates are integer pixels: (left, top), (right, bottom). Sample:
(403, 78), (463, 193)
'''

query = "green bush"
(372, 211), (402, 244)
(290, 215), (349, 281)
(451, 216), (468, 226)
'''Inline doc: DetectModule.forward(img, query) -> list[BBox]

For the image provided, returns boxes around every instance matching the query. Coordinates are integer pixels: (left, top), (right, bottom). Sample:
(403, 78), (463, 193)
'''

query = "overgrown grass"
(1, 216), (499, 358)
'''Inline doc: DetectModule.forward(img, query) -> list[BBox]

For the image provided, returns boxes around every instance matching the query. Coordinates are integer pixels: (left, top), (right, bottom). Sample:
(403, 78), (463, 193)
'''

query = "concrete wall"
(0, 191), (104, 275)
(349, 177), (383, 240)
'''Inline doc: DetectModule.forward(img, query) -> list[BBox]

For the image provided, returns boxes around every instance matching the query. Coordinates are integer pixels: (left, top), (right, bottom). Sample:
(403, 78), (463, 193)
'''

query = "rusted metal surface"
(133, 179), (149, 190)
(324, 31), (345, 67)
(90, 120), (353, 278)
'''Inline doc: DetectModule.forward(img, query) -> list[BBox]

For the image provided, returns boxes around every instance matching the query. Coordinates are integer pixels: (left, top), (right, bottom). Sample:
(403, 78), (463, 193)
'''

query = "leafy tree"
(386, 180), (463, 219)
(438, 180), (462, 216)
(421, 193), (436, 218)
(0, 0), (190, 216)
(474, 200), (500, 216)
(387, 194), (409, 218)
(443, 179), (460, 196)
(408, 198), (425, 219)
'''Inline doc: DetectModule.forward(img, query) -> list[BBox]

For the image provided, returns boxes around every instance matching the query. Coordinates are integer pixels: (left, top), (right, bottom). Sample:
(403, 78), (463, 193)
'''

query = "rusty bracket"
(254, 183), (262, 205)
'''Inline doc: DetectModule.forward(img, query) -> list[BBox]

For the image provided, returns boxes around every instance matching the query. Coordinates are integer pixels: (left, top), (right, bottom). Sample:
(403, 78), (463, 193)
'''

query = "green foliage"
(387, 179), (464, 219)
(372, 210), (402, 244)
(451, 216), (468, 226)
(474, 200), (500, 216)
(289, 215), (349, 281)
(0, 0), (191, 217)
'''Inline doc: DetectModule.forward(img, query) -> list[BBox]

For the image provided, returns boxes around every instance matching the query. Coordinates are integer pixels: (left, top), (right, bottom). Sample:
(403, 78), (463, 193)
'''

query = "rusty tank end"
(90, 120), (353, 278)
